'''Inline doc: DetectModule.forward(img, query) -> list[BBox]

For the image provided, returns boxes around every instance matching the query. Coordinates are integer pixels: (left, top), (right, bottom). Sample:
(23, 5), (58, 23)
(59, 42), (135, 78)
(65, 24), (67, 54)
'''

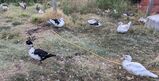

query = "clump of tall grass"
(96, 0), (130, 18)
(61, 0), (96, 15)
(0, 31), (20, 40)
(31, 8), (65, 24)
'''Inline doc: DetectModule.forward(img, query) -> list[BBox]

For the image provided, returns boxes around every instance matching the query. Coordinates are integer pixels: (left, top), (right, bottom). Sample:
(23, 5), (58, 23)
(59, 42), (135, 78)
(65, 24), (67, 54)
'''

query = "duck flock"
(0, 1), (158, 79)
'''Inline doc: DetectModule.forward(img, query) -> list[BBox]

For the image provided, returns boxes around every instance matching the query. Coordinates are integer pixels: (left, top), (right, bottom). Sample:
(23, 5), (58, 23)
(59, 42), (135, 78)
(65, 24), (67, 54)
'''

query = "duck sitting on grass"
(48, 18), (65, 28)
(122, 55), (158, 78)
(117, 21), (132, 33)
(87, 19), (102, 27)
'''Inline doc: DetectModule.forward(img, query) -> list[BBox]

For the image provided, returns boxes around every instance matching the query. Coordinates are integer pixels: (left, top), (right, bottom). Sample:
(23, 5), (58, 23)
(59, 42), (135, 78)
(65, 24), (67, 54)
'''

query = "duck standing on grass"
(122, 55), (158, 78)
(26, 40), (56, 64)
(19, 1), (26, 10)
(48, 18), (65, 27)
(87, 19), (102, 27)
(117, 21), (132, 33)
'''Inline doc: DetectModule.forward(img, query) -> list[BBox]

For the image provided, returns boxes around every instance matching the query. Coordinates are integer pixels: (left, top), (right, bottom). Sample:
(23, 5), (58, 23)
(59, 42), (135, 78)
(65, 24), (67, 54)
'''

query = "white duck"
(87, 19), (102, 27)
(122, 55), (158, 78)
(48, 18), (65, 27)
(117, 21), (132, 33)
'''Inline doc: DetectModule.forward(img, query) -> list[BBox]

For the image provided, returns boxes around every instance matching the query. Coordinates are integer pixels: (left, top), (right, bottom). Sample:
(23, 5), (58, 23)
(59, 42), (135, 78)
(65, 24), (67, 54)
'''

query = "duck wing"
(124, 62), (147, 75)
(125, 62), (158, 77)
(34, 49), (48, 57)
(52, 19), (60, 24)
(88, 19), (97, 24)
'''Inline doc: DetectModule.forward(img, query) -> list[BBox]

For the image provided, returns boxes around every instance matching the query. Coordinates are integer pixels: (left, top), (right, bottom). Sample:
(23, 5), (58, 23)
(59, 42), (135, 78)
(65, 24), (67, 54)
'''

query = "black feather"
(34, 49), (56, 61)
(90, 21), (99, 26)
(26, 40), (33, 45)
(36, 5), (40, 11)
(52, 19), (60, 24)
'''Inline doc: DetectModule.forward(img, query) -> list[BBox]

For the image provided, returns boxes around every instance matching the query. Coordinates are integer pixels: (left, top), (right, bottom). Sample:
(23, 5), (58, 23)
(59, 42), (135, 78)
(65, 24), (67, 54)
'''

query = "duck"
(122, 55), (158, 78)
(87, 19), (102, 27)
(113, 9), (118, 14)
(123, 12), (134, 17)
(36, 5), (44, 14)
(138, 17), (147, 24)
(26, 40), (56, 63)
(105, 9), (110, 13)
(19, 1), (26, 10)
(48, 18), (65, 27)
(117, 21), (132, 33)
(0, 3), (9, 11)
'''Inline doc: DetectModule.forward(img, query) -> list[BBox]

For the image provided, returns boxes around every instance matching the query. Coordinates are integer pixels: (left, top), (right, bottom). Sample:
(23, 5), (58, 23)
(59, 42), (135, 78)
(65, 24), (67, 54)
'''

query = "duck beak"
(121, 55), (124, 60)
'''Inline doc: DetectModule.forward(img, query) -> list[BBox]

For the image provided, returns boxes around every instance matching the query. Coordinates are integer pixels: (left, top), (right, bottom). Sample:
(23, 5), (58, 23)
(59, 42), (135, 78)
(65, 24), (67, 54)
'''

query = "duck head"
(26, 40), (33, 49)
(118, 22), (123, 26)
(122, 55), (132, 62)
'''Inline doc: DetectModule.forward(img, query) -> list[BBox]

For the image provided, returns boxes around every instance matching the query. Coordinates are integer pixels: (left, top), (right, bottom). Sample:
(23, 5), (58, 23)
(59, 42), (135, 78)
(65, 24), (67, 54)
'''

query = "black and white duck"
(26, 40), (56, 63)
(48, 18), (65, 27)
(87, 19), (102, 27)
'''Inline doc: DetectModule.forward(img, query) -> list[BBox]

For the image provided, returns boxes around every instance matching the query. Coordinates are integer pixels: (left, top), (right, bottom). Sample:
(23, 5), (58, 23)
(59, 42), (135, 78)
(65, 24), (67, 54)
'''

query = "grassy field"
(0, 1), (159, 81)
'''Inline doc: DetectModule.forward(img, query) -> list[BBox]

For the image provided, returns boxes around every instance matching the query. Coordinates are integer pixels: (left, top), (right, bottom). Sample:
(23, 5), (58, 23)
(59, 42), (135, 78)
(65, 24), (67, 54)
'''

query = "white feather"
(38, 9), (44, 14)
(87, 19), (102, 27)
(28, 47), (41, 60)
(87, 19), (97, 24)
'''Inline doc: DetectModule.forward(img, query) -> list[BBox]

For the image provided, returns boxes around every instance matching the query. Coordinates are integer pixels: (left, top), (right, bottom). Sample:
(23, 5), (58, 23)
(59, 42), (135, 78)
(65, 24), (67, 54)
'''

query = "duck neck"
(28, 45), (34, 50)
(122, 60), (131, 64)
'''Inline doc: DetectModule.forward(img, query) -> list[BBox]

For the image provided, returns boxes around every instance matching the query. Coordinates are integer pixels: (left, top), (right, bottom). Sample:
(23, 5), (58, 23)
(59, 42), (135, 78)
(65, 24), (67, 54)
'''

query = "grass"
(96, 0), (131, 18)
(0, 2), (159, 81)
(61, 0), (96, 15)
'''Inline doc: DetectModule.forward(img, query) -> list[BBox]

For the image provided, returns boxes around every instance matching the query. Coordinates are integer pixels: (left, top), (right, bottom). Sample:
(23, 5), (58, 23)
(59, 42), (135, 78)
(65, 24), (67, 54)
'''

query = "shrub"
(12, 21), (22, 26)
(31, 15), (43, 24)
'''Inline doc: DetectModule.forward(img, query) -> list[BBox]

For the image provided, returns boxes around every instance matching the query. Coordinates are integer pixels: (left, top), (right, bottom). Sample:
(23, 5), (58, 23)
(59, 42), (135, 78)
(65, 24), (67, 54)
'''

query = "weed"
(12, 21), (22, 26)
(0, 31), (20, 40)
(19, 13), (30, 17)
(96, 0), (130, 18)
(31, 15), (43, 24)
(0, 26), (11, 32)
(9, 73), (27, 81)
